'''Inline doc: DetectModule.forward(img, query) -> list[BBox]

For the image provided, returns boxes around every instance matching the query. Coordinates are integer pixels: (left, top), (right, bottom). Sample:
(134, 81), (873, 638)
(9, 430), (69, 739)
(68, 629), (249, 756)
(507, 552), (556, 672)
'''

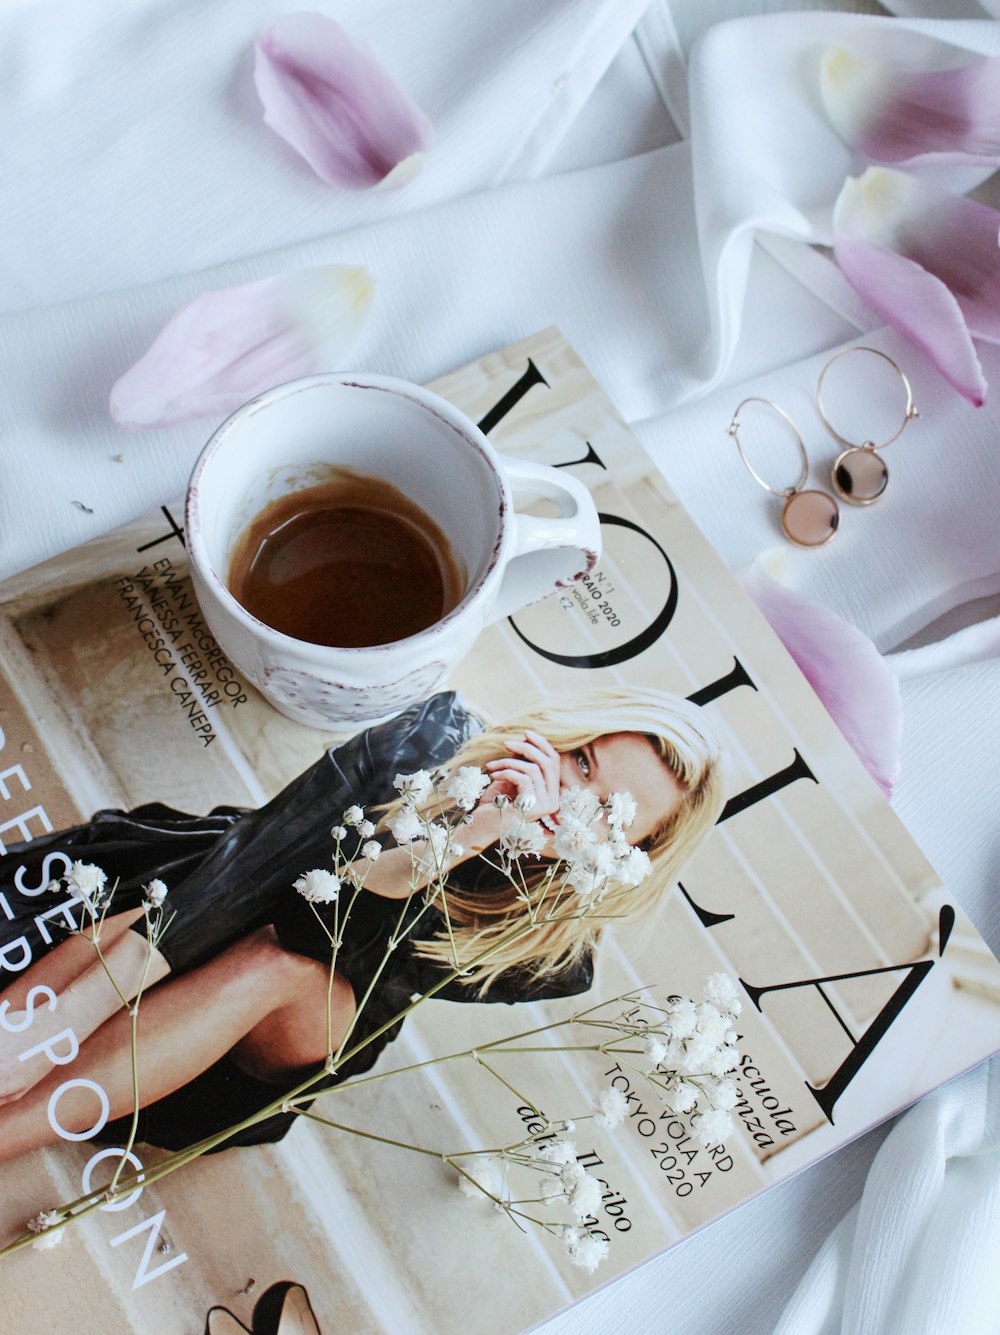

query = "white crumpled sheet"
(3, 1), (999, 1331)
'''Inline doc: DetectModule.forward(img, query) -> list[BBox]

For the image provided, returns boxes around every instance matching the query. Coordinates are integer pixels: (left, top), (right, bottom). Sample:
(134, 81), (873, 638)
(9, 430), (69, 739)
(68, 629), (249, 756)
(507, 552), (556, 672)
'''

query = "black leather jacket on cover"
(0, 692), (593, 1149)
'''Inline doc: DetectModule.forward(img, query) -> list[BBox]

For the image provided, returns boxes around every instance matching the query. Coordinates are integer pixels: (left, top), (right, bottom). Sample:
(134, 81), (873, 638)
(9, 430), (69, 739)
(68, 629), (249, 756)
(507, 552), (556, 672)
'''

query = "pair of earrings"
(727, 347), (919, 548)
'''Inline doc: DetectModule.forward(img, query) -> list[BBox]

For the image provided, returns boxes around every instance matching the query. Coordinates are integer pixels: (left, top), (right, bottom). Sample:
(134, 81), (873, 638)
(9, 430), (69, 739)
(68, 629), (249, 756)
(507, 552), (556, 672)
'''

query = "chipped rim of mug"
(184, 371), (510, 656)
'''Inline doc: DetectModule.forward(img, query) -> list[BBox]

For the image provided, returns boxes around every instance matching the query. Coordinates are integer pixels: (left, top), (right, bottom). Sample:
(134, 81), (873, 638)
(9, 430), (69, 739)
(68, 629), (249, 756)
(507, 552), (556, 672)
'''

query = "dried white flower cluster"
(385, 804), (422, 845)
(293, 868), (342, 905)
(534, 1138), (604, 1221)
(498, 821), (548, 859)
(456, 1156), (507, 1204)
(453, 975), (742, 1275)
(383, 771), (462, 879)
(26, 1210), (64, 1251)
(550, 786), (651, 905)
(557, 1225), (609, 1274)
(491, 780), (653, 909)
(48, 862), (171, 954)
(565, 980), (742, 1160)
(294, 802), (397, 908)
(455, 1132), (612, 1274)
(62, 860), (109, 913)
(639, 973), (743, 1147)
(296, 767), (656, 927)
(391, 771), (433, 804)
(593, 1086), (629, 1129)
(144, 878), (169, 910)
(443, 765), (490, 812)
(343, 805), (376, 840)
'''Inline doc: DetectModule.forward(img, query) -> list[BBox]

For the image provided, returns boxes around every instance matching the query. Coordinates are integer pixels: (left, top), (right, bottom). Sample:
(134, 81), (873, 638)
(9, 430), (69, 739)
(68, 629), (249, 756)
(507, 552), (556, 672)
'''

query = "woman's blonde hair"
(392, 687), (726, 993)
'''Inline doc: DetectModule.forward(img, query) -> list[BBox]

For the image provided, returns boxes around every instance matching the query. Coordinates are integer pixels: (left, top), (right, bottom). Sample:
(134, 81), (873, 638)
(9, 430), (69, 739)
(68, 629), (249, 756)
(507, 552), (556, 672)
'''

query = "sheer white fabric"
(2, 2), (999, 1331)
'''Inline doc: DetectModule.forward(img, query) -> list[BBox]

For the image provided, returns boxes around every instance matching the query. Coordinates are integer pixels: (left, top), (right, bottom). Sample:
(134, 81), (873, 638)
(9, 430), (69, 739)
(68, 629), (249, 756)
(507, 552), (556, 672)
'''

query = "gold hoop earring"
(727, 398), (839, 547)
(816, 346), (919, 506)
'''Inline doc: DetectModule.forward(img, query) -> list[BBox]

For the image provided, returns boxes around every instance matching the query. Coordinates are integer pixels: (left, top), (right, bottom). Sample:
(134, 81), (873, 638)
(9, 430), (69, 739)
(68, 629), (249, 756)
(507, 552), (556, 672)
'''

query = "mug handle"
(486, 458), (602, 624)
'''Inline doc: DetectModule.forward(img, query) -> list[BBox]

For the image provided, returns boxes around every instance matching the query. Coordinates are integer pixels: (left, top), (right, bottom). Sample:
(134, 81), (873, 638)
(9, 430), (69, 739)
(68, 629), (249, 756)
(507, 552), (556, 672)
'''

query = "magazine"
(1, 328), (998, 1334)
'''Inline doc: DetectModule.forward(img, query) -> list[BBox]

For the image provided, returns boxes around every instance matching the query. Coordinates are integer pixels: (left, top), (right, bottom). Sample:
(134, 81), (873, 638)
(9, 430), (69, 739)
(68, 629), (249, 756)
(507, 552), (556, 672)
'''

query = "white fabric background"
(3, 1), (1000, 1331)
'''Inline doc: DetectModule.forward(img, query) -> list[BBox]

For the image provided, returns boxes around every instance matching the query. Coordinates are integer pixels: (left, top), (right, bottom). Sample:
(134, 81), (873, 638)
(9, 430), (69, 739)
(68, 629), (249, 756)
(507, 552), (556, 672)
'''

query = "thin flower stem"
(533, 862), (563, 922)
(420, 809), (462, 970)
(475, 851), (508, 879)
(0, 1063), (334, 1258)
(478, 1044), (609, 1055)
(293, 1108), (443, 1157)
(491, 1044), (645, 1057)
(315, 988), (636, 1098)
(330, 917), (544, 1072)
(109, 926), (157, 1193)
(285, 996), (638, 1111)
(444, 1161), (551, 1233)
(296, 1107), (545, 1173)
(325, 952), (337, 1059)
(470, 1054), (539, 1110)
(447, 1141), (524, 1161)
(510, 851), (533, 920)
(330, 889), (416, 1063)
(1, 823), (658, 1261)
(110, 1005), (142, 1195)
(318, 883), (360, 1057)
(99, 904), (174, 1195)
(89, 936), (131, 1012)
(9, 978), (646, 1244)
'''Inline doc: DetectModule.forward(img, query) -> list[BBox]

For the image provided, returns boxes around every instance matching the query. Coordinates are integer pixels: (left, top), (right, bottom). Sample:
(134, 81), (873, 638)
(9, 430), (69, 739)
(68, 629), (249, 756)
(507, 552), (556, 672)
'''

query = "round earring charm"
(727, 398), (839, 548)
(780, 488), (840, 546)
(831, 443), (888, 506)
(816, 346), (918, 506)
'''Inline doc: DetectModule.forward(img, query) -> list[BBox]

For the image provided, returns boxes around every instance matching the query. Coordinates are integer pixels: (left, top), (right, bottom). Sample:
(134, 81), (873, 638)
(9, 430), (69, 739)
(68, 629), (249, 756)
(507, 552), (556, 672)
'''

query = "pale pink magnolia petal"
(743, 560), (902, 797)
(834, 233), (987, 405)
(110, 265), (374, 429)
(821, 46), (1000, 167)
(833, 168), (1000, 404)
(254, 13), (433, 189)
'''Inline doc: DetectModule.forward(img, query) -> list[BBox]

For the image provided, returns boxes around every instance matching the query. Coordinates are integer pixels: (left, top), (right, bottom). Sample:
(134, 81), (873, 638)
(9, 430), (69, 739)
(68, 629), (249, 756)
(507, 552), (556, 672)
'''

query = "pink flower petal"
(743, 561), (902, 798)
(833, 168), (1000, 404)
(821, 46), (1000, 168)
(110, 265), (374, 429)
(833, 234), (987, 406)
(254, 13), (433, 190)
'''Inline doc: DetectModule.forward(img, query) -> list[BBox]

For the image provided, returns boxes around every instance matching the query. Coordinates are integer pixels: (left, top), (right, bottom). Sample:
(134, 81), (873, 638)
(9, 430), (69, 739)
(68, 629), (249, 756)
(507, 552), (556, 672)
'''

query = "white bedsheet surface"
(4, 1), (999, 1331)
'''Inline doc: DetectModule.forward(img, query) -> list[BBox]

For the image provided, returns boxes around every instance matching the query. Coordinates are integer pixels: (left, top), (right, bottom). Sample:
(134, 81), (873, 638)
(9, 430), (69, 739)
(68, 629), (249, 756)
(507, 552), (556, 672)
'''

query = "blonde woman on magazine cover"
(0, 688), (724, 1160)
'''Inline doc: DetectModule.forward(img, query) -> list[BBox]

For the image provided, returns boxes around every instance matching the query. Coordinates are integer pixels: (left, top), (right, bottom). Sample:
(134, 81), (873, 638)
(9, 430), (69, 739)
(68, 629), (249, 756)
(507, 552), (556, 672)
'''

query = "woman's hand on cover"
(483, 730), (561, 819)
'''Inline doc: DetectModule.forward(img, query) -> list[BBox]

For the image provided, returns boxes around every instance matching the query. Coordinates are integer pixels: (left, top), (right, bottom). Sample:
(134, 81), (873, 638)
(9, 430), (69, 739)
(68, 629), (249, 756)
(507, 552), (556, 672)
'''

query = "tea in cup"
(226, 467), (466, 649)
(185, 372), (601, 728)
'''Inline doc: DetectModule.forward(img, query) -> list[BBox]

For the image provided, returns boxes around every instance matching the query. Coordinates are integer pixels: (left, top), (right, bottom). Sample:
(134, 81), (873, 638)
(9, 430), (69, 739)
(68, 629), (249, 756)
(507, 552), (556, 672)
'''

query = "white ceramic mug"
(185, 372), (601, 728)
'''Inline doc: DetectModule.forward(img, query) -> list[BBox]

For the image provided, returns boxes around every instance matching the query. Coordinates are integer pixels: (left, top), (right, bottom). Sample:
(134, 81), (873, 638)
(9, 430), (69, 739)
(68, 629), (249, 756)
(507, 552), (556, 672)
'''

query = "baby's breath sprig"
(447, 1122), (617, 1272)
(39, 866), (176, 1196)
(9, 768), (742, 1279)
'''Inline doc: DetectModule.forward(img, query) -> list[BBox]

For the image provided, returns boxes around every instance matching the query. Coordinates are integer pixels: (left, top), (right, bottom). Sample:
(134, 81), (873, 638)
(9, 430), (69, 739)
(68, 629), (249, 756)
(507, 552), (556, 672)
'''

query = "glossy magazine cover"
(1, 330), (998, 1335)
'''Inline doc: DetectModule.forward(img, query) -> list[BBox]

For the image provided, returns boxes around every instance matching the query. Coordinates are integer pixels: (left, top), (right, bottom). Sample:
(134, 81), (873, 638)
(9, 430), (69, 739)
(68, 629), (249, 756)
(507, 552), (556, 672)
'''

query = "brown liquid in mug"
(227, 469), (465, 648)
